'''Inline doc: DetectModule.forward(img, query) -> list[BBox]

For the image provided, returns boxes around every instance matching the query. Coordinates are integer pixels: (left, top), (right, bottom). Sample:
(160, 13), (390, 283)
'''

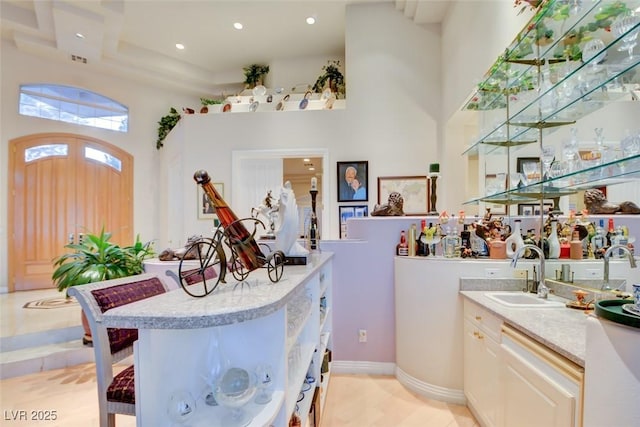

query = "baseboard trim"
(395, 366), (467, 405)
(331, 360), (395, 376)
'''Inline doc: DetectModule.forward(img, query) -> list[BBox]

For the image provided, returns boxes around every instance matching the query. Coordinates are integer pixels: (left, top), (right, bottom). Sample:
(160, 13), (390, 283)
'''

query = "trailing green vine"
(156, 107), (180, 149)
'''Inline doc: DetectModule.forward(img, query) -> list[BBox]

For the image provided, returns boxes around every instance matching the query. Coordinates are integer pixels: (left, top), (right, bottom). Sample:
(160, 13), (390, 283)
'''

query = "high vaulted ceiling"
(1, 0), (450, 96)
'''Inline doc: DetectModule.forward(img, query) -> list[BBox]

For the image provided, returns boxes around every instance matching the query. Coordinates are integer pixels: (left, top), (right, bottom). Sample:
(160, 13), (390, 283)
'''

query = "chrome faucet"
(512, 244), (548, 299)
(602, 244), (637, 291)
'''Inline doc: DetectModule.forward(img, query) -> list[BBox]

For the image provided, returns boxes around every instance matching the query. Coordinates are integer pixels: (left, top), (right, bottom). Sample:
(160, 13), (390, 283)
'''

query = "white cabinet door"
(501, 336), (578, 427)
(464, 319), (501, 427)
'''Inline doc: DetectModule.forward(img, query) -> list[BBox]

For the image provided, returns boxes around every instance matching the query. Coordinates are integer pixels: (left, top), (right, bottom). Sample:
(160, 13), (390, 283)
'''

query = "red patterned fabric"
(107, 365), (135, 404)
(181, 265), (218, 286)
(91, 277), (166, 354)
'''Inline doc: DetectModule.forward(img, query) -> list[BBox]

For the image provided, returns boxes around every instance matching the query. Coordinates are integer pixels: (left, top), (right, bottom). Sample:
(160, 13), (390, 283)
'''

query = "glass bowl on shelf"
(214, 367), (257, 427)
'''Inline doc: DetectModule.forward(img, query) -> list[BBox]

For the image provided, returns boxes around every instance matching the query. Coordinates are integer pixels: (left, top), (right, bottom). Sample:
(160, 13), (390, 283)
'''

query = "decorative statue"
(158, 235), (203, 261)
(251, 190), (279, 238)
(274, 181), (309, 256)
(371, 192), (405, 216)
(584, 188), (640, 214)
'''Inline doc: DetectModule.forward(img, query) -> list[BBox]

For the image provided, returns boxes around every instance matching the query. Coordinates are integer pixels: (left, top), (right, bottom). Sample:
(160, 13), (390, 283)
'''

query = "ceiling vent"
(71, 54), (88, 64)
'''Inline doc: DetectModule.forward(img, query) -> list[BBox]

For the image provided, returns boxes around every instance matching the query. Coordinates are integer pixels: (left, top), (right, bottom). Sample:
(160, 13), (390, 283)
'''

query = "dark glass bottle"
(606, 218), (615, 247)
(194, 170), (266, 271)
(417, 219), (430, 256)
(461, 224), (471, 250)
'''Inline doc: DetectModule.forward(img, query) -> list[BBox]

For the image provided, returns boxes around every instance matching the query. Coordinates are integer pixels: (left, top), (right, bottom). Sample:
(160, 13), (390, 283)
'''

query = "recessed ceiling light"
(306, 16), (316, 25)
(175, 43), (185, 50)
(233, 22), (243, 30)
(75, 33), (85, 39)
(303, 158), (310, 162)
(309, 167), (316, 171)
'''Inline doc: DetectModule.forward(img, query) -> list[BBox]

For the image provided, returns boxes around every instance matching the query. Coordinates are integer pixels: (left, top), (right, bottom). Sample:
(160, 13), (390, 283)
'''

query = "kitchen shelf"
(464, 153), (640, 205)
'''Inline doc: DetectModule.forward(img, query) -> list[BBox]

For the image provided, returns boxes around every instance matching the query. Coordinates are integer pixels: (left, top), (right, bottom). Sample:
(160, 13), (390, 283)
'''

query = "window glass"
(85, 147), (122, 172)
(19, 84), (128, 132)
(25, 144), (68, 162)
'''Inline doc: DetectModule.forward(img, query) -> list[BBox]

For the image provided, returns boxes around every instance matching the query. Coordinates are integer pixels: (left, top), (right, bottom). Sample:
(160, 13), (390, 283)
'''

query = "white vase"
(547, 220), (560, 259)
(506, 220), (525, 259)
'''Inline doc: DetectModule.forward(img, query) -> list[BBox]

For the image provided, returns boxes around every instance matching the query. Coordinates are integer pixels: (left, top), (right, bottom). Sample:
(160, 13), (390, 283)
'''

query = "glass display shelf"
(462, 0), (640, 156)
(463, 153), (640, 205)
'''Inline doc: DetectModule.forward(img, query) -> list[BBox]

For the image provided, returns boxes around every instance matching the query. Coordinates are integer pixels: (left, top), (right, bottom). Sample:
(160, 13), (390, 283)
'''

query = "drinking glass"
(254, 364), (274, 404)
(214, 367), (257, 427)
(612, 13), (640, 63)
(582, 39), (607, 73)
(541, 146), (556, 180)
(166, 390), (197, 425)
(522, 161), (540, 185)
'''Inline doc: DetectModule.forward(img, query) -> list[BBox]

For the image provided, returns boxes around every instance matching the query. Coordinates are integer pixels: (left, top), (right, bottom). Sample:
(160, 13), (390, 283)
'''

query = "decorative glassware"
(582, 39), (607, 73)
(202, 328), (230, 406)
(541, 146), (556, 180)
(254, 364), (274, 404)
(612, 13), (640, 63)
(166, 390), (197, 425)
(214, 367), (257, 427)
(522, 161), (540, 185)
(563, 128), (581, 172)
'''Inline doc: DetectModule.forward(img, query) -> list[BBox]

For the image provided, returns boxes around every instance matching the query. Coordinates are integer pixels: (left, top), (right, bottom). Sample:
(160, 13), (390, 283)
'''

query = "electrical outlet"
(586, 269), (600, 278)
(358, 329), (367, 343)
(485, 268), (499, 278)
(513, 269), (528, 279)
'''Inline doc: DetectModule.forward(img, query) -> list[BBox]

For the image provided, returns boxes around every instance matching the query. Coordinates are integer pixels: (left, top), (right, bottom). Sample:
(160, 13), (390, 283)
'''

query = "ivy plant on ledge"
(156, 107), (181, 149)
(312, 60), (345, 98)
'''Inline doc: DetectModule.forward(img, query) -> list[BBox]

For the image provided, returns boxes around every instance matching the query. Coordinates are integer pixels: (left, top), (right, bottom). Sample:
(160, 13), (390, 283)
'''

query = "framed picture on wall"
(377, 176), (429, 216)
(339, 205), (368, 239)
(197, 183), (224, 224)
(337, 161), (368, 202)
(518, 203), (553, 216)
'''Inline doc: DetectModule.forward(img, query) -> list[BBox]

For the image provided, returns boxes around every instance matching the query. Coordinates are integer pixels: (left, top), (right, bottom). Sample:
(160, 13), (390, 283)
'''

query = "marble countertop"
(460, 279), (590, 367)
(102, 252), (332, 330)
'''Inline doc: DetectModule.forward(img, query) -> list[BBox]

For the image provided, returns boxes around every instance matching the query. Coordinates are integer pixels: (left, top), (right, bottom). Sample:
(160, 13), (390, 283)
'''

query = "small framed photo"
(339, 205), (368, 239)
(337, 161), (368, 202)
(518, 203), (553, 216)
(377, 176), (429, 216)
(198, 183), (224, 223)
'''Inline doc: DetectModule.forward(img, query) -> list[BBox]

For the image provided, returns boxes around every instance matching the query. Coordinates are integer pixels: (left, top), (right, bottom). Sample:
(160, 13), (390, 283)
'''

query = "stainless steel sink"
(484, 292), (565, 308)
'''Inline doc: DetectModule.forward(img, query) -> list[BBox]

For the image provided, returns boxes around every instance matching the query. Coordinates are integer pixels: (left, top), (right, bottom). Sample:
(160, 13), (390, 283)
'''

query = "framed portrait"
(337, 161), (368, 202)
(197, 183), (224, 224)
(518, 203), (553, 216)
(377, 176), (429, 216)
(339, 205), (368, 239)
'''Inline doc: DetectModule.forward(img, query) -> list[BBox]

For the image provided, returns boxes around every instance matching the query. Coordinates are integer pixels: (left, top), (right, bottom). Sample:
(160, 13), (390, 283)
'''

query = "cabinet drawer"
(464, 299), (502, 342)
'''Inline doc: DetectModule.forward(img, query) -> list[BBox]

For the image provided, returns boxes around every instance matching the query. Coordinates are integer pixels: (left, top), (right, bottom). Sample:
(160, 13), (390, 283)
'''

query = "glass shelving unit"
(461, 0), (640, 208)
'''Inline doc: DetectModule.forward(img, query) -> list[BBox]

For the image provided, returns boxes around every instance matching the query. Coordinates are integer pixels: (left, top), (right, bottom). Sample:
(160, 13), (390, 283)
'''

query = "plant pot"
(81, 310), (93, 346)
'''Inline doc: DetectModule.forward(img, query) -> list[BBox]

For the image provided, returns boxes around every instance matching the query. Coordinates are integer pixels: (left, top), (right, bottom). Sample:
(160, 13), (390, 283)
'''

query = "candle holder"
(428, 173), (439, 215)
(308, 188), (320, 251)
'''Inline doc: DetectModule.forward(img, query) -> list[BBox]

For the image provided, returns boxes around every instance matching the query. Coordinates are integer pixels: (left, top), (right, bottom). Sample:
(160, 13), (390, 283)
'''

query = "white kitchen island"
(102, 252), (333, 427)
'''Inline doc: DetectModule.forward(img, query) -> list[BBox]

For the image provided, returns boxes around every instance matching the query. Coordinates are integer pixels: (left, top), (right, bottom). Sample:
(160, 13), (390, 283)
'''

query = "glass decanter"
(214, 367), (257, 427)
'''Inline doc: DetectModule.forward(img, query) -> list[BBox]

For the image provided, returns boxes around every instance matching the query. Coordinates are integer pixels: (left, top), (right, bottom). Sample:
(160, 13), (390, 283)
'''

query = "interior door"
(8, 133), (133, 291)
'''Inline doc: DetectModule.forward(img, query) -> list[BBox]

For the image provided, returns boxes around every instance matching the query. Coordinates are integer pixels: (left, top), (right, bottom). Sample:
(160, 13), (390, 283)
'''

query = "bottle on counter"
(591, 219), (606, 258)
(547, 220), (560, 259)
(408, 224), (417, 257)
(417, 220), (430, 256)
(505, 219), (525, 259)
(460, 224), (471, 251)
(396, 230), (409, 256)
(570, 229), (583, 260)
(606, 218), (615, 247)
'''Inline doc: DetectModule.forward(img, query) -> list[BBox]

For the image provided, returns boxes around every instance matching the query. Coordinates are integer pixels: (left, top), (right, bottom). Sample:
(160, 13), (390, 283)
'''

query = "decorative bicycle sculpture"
(177, 170), (286, 298)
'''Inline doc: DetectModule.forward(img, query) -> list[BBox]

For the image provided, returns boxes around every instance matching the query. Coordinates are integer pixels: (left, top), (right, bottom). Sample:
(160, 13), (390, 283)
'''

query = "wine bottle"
(606, 218), (615, 247)
(194, 170), (266, 271)
(417, 220), (430, 256)
(460, 224), (471, 250)
(591, 219), (606, 258)
(547, 220), (560, 259)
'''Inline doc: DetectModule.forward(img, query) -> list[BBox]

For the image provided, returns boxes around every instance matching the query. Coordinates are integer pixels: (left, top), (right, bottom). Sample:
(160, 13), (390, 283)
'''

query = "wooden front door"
(8, 133), (133, 291)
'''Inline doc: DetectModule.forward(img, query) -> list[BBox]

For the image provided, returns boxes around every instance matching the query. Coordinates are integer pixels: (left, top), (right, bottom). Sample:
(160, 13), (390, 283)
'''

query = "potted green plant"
(243, 64), (270, 89)
(52, 228), (155, 344)
(156, 107), (181, 149)
(199, 97), (223, 114)
(312, 60), (345, 98)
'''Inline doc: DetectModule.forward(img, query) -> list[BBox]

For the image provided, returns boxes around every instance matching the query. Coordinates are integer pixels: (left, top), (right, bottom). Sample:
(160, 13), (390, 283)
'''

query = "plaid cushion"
(91, 277), (166, 354)
(107, 364), (135, 404)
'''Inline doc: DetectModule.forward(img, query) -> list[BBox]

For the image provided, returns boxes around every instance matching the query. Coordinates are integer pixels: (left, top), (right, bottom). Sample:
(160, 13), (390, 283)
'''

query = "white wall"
(0, 40), (198, 292)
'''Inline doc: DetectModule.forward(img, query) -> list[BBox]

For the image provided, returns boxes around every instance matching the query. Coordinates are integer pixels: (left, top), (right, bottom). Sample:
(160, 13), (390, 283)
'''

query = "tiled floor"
(0, 290), (478, 426)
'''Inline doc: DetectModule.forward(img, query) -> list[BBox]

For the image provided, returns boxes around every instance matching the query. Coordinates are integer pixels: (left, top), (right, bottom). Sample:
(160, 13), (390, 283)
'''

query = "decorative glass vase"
(547, 220), (561, 259)
(506, 220), (525, 259)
